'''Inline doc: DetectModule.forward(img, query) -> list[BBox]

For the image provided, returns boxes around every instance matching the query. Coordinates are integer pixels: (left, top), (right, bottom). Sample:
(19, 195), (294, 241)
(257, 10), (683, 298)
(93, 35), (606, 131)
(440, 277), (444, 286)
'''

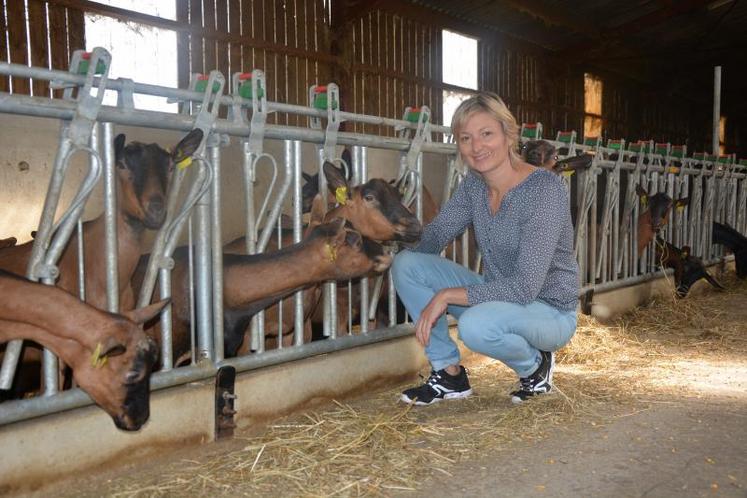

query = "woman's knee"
(458, 307), (502, 352)
(391, 250), (421, 284)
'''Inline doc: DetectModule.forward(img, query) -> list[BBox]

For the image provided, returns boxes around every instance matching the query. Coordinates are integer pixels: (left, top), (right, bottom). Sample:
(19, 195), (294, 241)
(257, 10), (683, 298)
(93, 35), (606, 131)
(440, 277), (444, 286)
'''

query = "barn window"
(442, 29), (478, 133)
(719, 116), (726, 155)
(584, 73), (603, 140)
(85, 0), (178, 112)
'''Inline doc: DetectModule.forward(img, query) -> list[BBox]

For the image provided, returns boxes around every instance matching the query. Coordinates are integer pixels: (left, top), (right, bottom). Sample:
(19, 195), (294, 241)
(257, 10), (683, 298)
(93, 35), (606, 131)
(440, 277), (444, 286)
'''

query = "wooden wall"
(0, 0), (736, 155)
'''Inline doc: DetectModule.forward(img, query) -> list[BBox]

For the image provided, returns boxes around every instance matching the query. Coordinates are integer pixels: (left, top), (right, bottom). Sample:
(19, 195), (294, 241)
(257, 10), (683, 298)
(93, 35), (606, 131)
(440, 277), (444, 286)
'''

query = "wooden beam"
(556, 0), (711, 58)
(45, 0), (339, 64)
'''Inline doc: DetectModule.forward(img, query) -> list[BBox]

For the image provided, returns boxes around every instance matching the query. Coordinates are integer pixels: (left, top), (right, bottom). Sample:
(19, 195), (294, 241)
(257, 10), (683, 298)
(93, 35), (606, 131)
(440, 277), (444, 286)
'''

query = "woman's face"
(457, 111), (511, 175)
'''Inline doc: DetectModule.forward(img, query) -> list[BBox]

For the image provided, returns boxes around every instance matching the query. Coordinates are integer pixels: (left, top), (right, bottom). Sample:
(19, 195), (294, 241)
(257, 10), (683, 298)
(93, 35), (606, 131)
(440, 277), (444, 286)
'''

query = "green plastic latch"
(312, 86), (337, 110)
(671, 146), (686, 159)
(77, 53), (107, 75)
(557, 132), (574, 143)
(607, 140), (623, 150)
(195, 75), (221, 93)
(405, 107), (428, 123)
(238, 73), (264, 99)
(522, 125), (540, 139)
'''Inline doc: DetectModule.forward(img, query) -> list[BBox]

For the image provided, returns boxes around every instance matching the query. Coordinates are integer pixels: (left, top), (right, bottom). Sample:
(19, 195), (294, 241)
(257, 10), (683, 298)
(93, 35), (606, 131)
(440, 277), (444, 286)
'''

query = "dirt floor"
(20, 273), (747, 498)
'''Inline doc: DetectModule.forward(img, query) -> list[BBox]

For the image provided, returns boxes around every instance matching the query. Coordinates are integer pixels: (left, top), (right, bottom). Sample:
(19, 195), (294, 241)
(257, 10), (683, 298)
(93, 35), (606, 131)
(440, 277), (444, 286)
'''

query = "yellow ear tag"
(641, 196), (648, 209)
(561, 170), (575, 178)
(90, 342), (108, 369)
(176, 156), (193, 170)
(324, 242), (337, 263)
(676, 204), (685, 213)
(335, 186), (348, 205)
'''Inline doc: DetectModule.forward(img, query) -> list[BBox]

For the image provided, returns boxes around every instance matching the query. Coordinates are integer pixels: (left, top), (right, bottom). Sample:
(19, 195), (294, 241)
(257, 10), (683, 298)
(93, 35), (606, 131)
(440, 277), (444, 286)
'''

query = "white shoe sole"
(400, 388), (473, 406)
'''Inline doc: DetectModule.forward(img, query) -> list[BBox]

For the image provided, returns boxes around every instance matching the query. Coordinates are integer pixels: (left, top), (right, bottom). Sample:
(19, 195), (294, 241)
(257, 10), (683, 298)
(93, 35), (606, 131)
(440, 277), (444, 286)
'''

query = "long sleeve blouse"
(414, 168), (579, 311)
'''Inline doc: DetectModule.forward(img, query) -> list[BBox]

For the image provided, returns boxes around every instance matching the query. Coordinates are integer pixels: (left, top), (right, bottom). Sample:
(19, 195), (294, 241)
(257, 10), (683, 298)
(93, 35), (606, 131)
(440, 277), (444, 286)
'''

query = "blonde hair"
(450, 92), (521, 165)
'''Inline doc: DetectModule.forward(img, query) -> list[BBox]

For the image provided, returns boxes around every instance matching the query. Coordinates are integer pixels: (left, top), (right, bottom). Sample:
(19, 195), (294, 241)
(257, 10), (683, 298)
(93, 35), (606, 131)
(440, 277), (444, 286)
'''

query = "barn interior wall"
(0, 1), (742, 153)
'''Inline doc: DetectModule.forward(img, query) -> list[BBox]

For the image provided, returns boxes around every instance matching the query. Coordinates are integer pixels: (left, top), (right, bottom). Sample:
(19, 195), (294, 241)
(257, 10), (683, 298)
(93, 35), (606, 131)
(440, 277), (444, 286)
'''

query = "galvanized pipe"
(289, 140), (306, 346)
(102, 122), (119, 313)
(210, 144), (225, 362)
(0, 93), (457, 155)
(193, 156), (214, 362)
(0, 62), (451, 133)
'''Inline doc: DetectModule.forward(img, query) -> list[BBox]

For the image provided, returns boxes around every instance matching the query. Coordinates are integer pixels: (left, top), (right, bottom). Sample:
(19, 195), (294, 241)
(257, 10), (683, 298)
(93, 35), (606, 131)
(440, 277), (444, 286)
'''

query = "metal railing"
(1, 55), (745, 426)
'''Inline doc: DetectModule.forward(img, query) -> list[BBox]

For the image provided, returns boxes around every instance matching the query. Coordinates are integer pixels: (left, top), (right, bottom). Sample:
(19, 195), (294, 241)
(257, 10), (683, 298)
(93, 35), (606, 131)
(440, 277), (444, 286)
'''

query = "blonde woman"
(392, 92), (579, 405)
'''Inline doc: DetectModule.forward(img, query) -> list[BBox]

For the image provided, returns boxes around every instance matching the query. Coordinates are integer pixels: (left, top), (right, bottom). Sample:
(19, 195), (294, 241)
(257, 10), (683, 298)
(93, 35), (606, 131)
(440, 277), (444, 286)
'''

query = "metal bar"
(102, 122), (119, 313)
(0, 93), (458, 155)
(0, 62), (451, 133)
(712, 66), (721, 155)
(194, 157), (214, 362)
(290, 140), (305, 346)
(210, 144), (225, 362)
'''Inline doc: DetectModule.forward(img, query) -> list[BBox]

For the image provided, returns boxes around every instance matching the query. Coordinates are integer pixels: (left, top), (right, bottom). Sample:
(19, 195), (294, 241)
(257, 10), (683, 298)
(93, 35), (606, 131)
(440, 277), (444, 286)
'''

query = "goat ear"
(344, 229), (363, 249)
(323, 161), (348, 191)
(682, 246), (691, 258)
(302, 172), (314, 183)
(172, 129), (204, 161)
(123, 299), (170, 326)
(341, 148), (353, 178)
(635, 184), (647, 198)
(114, 134), (126, 164)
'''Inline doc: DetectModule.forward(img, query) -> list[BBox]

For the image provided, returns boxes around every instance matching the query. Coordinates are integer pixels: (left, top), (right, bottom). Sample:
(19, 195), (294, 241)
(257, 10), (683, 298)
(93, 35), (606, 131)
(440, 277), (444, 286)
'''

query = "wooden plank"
(0, 0), (9, 92)
(297, 0), (309, 122)
(28, 0), (49, 97)
(228, 0), (241, 75)
(370, 9), (380, 129)
(67, 6), (85, 54)
(6, 0), (30, 94)
(189, 0), (204, 74)
(203, 0), (216, 71)
(288, 0), (299, 125)
(215, 0), (229, 79)
(176, 0), (190, 88)
(242, 0), (257, 69)
(263, 0), (276, 123)
(274, 0), (287, 125)
(47, 3), (68, 98)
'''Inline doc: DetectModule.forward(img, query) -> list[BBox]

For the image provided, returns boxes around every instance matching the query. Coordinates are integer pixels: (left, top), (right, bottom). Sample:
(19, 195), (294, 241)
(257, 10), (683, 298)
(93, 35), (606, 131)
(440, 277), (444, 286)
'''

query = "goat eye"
(364, 194), (375, 202)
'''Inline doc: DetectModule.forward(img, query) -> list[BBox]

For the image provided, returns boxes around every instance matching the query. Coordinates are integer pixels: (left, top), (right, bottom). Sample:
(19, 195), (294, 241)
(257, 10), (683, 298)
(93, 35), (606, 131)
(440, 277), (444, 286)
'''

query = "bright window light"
(441, 30), (478, 137)
(442, 30), (477, 89)
(85, 0), (178, 112)
(584, 73), (603, 139)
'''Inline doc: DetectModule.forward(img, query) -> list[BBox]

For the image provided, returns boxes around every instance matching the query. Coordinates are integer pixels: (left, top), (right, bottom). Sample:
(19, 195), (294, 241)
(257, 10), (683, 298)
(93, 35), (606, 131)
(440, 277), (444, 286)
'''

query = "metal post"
(194, 157), (214, 362)
(210, 143), (225, 362)
(290, 140), (305, 346)
(102, 122), (119, 312)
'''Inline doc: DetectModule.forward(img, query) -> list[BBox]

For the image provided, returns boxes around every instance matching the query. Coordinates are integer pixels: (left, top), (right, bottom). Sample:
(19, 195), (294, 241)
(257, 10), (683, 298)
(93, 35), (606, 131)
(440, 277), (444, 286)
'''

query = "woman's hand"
(414, 288), (468, 347)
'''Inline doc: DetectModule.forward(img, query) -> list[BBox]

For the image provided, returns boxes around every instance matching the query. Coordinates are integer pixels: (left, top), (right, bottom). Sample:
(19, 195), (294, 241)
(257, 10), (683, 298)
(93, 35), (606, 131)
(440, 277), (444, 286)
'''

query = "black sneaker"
(400, 366), (473, 405)
(510, 350), (554, 404)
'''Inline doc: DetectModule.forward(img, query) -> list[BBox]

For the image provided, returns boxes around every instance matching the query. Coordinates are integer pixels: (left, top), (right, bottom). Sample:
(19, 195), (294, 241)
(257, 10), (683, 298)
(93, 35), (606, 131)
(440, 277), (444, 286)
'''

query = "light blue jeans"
(391, 250), (578, 378)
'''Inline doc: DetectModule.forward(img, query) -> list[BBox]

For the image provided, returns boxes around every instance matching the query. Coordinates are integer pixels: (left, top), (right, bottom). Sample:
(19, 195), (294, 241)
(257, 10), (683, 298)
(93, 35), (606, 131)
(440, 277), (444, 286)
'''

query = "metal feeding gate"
(1, 49), (746, 432)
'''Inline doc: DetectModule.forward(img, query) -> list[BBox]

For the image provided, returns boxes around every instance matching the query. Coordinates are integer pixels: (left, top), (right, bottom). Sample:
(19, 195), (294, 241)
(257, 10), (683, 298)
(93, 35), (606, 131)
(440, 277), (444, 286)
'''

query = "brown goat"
(322, 162), (422, 244)
(636, 185), (688, 255)
(0, 130), (202, 311)
(0, 270), (165, 430)
(135, 210), (392, 360)
(654, 238), (724, 297)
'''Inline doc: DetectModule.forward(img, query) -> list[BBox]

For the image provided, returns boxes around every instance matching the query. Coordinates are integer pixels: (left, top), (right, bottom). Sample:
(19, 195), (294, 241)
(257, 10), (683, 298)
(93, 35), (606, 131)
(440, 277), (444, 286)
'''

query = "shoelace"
(425, 370), (442, 386)
(517, 376), (533, 391)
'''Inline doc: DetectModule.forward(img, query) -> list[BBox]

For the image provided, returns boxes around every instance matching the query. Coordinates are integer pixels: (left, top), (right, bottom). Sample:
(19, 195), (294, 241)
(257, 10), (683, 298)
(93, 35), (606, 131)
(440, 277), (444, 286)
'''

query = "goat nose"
(147, 197), (165, 217)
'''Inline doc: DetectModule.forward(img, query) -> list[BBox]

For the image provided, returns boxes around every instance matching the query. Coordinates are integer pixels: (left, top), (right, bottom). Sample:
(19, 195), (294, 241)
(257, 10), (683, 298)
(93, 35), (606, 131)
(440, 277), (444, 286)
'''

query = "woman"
(392, 93), (579, 405)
